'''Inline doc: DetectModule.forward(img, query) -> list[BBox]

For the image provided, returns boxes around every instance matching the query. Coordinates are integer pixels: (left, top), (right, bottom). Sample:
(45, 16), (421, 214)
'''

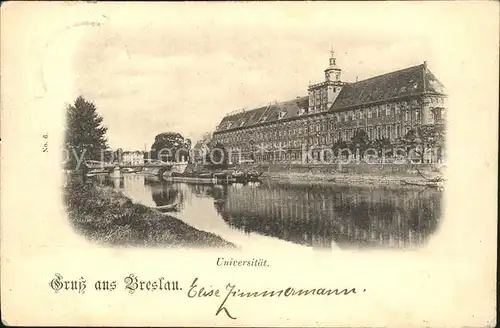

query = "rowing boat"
(155, 203), (179, 212)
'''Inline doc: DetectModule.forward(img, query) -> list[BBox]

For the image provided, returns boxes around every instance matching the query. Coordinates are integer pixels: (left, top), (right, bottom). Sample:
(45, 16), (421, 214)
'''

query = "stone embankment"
(204, 162), (445, 186)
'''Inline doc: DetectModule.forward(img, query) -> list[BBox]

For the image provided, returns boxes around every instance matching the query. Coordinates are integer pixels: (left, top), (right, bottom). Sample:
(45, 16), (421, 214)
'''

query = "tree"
(114, 148), (123, 163)
(332, 140), (350, 160)
(402, 125), (445, 163)
(373, 137), (392, 158)
(205, 142), (229, 168)
(419, 124), (445, 149)
(151, 132), (191, 162)
(64, 96), (108, 169)
(200, 132), (213, 144)
(420, 124), (445, 163)
(350, 129), (372, 159)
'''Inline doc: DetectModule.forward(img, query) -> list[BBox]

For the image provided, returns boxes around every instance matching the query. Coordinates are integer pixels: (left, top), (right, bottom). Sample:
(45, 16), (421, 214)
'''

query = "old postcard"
(1, 1), (498, 327)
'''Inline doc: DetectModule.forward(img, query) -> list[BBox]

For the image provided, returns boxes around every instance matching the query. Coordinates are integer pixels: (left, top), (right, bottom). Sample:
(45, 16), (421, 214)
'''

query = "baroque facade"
(212, 52), (447, 164)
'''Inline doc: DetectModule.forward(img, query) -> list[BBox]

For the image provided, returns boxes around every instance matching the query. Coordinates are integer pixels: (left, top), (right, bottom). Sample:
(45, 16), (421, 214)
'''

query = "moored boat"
(164, 175), (234, 184)
(122, 167), (140, 173)
(154, 203), (179, 212)
(247, 171), (263, 181)
(401, 180), (444, 189)
(213, 172), (228, 179)
(231, 170), (246, 182)
(163, 169), (263, 184)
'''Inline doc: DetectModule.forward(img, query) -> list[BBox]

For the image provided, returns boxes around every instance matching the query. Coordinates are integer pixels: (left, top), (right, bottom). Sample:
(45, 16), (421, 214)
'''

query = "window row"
(217, 124), (415, 148)
(214, 108), (422, 144)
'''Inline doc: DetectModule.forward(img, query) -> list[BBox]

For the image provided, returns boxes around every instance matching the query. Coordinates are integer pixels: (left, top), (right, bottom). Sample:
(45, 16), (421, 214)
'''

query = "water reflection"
(101, 173), (442, 250)
(218, 181), (441, 249)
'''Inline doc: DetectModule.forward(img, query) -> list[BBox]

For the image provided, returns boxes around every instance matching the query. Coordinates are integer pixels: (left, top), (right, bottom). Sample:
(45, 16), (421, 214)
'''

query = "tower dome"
(324, 49), (342, 82)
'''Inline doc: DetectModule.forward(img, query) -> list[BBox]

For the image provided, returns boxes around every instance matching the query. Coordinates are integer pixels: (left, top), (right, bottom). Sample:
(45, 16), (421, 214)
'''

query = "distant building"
(122, 151), (144, 165)
(192, 140), (209, 163)
(212, 51), (447, 164)
(191, 133), (213, 164)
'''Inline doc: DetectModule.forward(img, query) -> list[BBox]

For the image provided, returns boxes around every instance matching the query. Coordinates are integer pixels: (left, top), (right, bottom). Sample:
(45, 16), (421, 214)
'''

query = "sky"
(38, 2), (473, 151)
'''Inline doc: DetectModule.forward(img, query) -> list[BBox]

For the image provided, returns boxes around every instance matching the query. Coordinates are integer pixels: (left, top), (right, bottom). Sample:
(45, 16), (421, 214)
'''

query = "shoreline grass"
(64, 177), (236, 248)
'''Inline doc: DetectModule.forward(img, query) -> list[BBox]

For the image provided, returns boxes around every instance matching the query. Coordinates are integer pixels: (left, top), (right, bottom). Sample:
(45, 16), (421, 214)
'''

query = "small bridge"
(85, 160), (188, 177)
(85, 159), (181, 168)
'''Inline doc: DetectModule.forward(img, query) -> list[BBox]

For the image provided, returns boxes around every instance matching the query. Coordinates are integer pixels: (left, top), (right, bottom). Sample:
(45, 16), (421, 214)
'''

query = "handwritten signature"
(187, 277), (363, 319)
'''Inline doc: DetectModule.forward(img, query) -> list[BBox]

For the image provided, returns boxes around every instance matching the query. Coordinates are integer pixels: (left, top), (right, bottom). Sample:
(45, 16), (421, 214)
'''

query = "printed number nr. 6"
(42, 134), (48, 152)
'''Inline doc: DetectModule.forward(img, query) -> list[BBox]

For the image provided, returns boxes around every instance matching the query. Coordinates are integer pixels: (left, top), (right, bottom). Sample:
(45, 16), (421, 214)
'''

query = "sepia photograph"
(62, 12), (446, 251)
(1, 1), (497, 326)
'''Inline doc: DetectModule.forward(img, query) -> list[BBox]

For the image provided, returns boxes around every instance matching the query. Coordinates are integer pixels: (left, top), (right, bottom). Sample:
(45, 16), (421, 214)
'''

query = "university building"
(212, 51), (447, 163)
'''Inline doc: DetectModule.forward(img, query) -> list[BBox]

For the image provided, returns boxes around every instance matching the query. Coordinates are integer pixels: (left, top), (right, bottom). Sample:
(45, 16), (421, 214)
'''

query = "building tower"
(324, 49), (341, 82)
(308, 49), (345, 113)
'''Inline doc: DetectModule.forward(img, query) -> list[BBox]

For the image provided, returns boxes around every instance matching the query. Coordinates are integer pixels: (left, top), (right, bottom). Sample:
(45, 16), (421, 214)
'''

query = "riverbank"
(190, 162), (445, 187)
(166, 171), (441, 188)
(64, 177), (236, 248)
(261, 171), (441, 187)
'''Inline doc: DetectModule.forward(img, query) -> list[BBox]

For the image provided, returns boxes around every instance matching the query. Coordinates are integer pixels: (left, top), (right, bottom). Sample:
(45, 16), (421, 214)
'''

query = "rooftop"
(330, 63), (445, 110)
(215, 96), (309, 132)
(215, 63), (445, 133)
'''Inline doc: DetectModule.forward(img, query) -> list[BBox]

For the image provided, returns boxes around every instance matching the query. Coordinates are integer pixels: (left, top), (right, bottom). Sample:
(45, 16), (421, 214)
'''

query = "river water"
(100, 173), (442, 250)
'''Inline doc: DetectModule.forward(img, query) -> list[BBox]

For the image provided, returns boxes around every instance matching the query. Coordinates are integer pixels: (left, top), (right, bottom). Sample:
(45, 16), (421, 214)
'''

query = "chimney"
(423, 61), (427, 68)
